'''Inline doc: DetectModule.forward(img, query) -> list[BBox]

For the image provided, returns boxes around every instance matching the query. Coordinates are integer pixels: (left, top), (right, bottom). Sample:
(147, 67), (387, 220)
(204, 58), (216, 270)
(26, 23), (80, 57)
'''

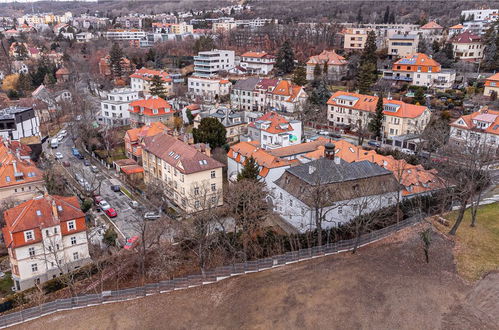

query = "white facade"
(461, 9), (499, 21)
(0, 107), (40, 141)
(188, 76), (231, 101)
(193, 49), (235, 77)
(100, 88), (139, 126)
(227, 156), (288, 189)
(239, 54), (275, 74)
(453, 41), (484, 61)
(104, 29), (146, 41)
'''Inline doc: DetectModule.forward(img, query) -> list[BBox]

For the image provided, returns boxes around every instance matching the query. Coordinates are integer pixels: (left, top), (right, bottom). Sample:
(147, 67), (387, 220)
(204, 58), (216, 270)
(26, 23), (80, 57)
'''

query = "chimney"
(12, 160), (17, 174)
(324, 142), (335, 160)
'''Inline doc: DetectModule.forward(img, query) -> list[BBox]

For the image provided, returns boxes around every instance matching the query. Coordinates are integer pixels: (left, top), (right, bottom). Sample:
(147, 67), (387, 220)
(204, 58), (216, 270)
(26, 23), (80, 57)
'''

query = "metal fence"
(0, 217), (420, 328)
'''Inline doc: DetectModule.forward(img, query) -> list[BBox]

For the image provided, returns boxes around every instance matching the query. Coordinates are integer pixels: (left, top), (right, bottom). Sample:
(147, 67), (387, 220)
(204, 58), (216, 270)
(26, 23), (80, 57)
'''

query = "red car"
(105, 208), (117, 218)
(124, 236), (139, 250)
(94, 195), (103, 205)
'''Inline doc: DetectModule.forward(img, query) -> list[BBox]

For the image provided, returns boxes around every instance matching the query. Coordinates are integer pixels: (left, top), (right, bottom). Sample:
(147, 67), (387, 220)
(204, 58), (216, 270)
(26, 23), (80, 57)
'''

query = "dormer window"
(24, 230), (34, 241)
(36, 210), (41, 216)
(67, 220), (76, 231)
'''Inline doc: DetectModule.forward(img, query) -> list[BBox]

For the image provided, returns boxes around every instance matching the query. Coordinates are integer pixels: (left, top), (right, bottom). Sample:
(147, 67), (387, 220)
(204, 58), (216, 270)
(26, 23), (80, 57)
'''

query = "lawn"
(0, 272), (13, 296)
(434, 202), (499, 282)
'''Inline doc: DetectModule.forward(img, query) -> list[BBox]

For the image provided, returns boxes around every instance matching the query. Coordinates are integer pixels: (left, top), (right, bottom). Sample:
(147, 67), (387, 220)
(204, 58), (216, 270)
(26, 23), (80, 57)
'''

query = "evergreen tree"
(186, 109), (194, 125)
(313, 63), (322, 80)
(309, 77), (331, 105)
(355, 62), (376, 94)
(383, 6), (390, 24)
(368, 93), (384, 139)
(237, 156), (260, 181)
(276, 40), (295, 74)
(43, 73), (56, 86)
(490, 90), (498, 102)
(109, 43), (124, 78)
(357, 8), (363, 23)
(322, 62), (329, 79)
(431, 40), (440, 53)
(389, 12), (395, 24)
(145, 48), (156, 63)
(292, 65), (307, 86)
(413, 88), (426, 105)
(18, 72), (32, 93)
(418, 37), (428, 53)
(361, 31), (377, 67)
(149, 75), (167, 99)
(192, 117), (227, 149)
(482, 25), (498, 71)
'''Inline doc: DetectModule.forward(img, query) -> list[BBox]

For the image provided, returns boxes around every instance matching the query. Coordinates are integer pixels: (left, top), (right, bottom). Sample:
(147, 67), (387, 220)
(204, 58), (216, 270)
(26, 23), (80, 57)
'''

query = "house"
(141, 132), (224, 213)
(187, 76), (231, 101)
(253, 78), (279, 112)
(484, 73), (499, 97)
(100, 88), (139, 126)
(342, 28), (372, 51)
(75, 32), (95, 43)
(327, 91), (431, 137)
(449, 107), (499, 147)
(419, 21), (444, 35)
(238, 51), (275, 75)
(272, 148), (400, 232)
(152, 22), (193, 34)
(99, 56), (134, 77)
(306, 50), (347, 81)
(0, 106), (40, 141)
(387, 34), (419, 58)
(125, 122), (167, 163)
(194, 107), (246, 144)
(461, 8), (499, 21)
(452, 31), (484, 61)
(0, 138), (44, 201)
(245, 111), (302, 149)
(128, 96), (175, 127)
(230, 77), (261, 111)
(449, 24), (464, 37)
(130, 68), (173, 96)
(55, 67), (70, 83)
(116, 16), (143, 29)
(2, 194), (91, 291)
(193, 49), (235, 77)
(268, 80), (307, 113)
(382, 53), (456, 89)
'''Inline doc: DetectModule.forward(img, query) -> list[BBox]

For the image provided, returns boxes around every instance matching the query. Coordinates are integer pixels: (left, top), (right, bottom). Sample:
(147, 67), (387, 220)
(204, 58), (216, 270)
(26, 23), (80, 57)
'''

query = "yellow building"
(141, 132), (224, 213)
(484, 73), (499, 97)
(342, 28), (371, 51)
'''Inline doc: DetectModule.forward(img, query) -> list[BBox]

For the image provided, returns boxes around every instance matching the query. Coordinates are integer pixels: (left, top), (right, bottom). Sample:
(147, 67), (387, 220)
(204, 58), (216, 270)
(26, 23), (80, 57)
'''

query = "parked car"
(144, 212), (160, 220)
(62, 161), (70, 167)
(318, 130), (329, 136)
(400, 148), (415, 155)
(72, 148), (84, 159)
(105, 208), (117, 218)
(368, 140), (381, 148)
(57, 135), (64, 142)
(130, 200), (139, 208)
(111, 185), (121, 192)
(98, 200), (111, 211)
(59, 129), (67, 136)
(91, 166), (98, 173)
(55, 152), (63, 159)
(329, 132), (341, 139)
(124, 236), (139, 250)
(83, 159), (91, 166)
(94, 195), (104, 205)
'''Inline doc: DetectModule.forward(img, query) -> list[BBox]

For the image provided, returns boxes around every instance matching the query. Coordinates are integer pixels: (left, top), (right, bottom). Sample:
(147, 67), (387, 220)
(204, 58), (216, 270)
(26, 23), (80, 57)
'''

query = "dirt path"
(14, 225), (496, 330)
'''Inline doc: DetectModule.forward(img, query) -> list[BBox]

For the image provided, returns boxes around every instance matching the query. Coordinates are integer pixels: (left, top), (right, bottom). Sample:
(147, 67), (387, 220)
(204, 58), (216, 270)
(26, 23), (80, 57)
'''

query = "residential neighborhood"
(0, 1), (497, 328)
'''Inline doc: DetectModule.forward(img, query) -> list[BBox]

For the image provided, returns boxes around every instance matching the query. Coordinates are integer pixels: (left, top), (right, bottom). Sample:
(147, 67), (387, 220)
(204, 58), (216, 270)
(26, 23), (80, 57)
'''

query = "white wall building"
(0, 106), (40, 141)
(461, 9), (499, 21)
(104, 29), (147, 41)
(187, 76), (231, 101)
(238, 51), (275, 75)
(193, 49), (235, 77)
(100, 88), (139, 126)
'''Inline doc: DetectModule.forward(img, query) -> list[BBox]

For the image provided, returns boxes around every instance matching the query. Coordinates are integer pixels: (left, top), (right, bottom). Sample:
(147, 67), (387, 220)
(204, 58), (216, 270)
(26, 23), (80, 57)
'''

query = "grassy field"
(434, 202), (499, 282)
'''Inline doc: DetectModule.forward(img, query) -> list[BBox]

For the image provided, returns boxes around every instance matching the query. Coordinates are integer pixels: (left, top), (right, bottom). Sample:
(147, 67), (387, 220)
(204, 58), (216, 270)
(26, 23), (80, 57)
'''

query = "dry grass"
(434, 202), (499, 282)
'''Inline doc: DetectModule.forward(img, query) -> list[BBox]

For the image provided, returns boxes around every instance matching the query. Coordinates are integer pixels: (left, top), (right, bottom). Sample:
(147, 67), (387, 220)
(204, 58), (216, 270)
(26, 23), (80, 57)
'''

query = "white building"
(0, 106), (40, 141)
(3, 195), (91, 291)
(130, 68), (173, 96)
(193, 49), (235, 78)
(452, 31), (484, 62)
(104, 29), (147, 41)
(461, 8), (499, 21)
(238, 51), (275, 75)
(245, 111), (302, 150)
(187, 76), (231, 101)
(100, 88), (139, 126)
(449, 107), (499, 147)
(272, 154), (400, 233)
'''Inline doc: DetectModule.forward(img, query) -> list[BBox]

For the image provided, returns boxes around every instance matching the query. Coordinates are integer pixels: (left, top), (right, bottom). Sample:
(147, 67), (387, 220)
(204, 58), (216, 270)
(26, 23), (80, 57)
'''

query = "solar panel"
(337, 95), (359, 102)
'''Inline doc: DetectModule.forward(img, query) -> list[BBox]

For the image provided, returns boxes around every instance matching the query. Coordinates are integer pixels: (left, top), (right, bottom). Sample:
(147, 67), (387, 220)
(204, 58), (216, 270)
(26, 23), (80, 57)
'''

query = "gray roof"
(286, 158), (392, 186)
(232, 77), (261, 91)
(0, 107), (32, 120)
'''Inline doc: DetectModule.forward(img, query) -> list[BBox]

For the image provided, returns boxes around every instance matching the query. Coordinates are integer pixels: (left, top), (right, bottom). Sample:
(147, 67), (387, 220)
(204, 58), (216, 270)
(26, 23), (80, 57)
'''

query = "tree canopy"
(149, 75), (167, 99)
(237, 156), (260, 181)
(276, 40), (295, 74)
(192, 117), (227, 149)
(368, 93), (384, 139)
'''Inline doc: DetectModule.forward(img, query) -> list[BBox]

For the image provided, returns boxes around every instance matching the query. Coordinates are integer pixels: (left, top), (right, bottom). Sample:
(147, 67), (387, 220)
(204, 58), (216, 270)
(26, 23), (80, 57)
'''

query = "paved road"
(43, 128), (145, 240)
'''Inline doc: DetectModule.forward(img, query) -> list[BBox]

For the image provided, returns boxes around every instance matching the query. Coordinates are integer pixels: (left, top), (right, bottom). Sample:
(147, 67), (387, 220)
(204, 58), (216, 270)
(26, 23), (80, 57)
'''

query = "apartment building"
(382, 53), (456, 89)
(193, 49), (235, 77)
(212, 21), (237, 32)
(0, 106), (40, 141)
(231, 77), (261, 111)
(0, 138), (44, 202)
(129, 96), (175, 127)
(141, 133), (224, 213)
(449, 107), (499, 147)
(327, 91), (431, 137)
(187, 76), (231, 101)
(130, 68), (173, 96)
(116, 16), (142, 29)
(2, 194), (91, 291)
(452, 31), (484, 61)
(125, 122), (167, 163)
(342, 28), (372, 51)
(238, 51), (275, 75)
(388, 34), (418, 58)
(17, 12), (72, 25)
(246, 111), (302, 150)
(306, 50), (348, 81)
(100, 88), (139, 126)
(104, 29), (147, 41)
(461, 8), (499, 21)
(484, 73), (499, 97)
(152, 22), (193, 34)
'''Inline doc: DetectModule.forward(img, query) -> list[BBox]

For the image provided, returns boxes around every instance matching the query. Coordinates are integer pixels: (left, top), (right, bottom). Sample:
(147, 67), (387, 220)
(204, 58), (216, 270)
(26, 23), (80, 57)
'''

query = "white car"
(55, 152), (63, 159)
(99, 200), (111, 211)
(400, 148), (416, 155)
(59, 130), (67, 136)
(57, 135), (64, 142)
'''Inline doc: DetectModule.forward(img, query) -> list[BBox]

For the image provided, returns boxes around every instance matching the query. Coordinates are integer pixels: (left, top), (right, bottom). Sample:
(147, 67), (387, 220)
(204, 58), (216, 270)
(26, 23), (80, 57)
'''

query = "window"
(24, 230), (34, 241)
(211, 196), (217, 204)
(73, 252), (79, 260)
(338, 206), (343, 214)
(194, 187), (199, 195)
(388, 197), (393, 204)
(289, 199), (293, 207)
(71, 236), (77, 245)
(194, 200), (200, 209)
(211, 171), (216, 179)
(28, 247), (35, 257)
(211, 183), (216, 192)
(67, 221), (76, 231)
(56, 244), (60, 250)
(45, 230), (49, 236)
(54, 227), (58, 234)
(31, 263), (38, 272)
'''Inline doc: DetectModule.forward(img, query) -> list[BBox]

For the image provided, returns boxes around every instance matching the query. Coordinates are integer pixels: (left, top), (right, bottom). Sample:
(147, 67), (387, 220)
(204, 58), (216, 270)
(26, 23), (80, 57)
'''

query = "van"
(51, 139), (59, 148)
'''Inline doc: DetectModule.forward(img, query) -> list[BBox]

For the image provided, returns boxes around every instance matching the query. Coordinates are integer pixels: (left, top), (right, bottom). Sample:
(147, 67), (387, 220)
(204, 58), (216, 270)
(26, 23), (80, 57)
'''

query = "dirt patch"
(14, 224), (495, 330)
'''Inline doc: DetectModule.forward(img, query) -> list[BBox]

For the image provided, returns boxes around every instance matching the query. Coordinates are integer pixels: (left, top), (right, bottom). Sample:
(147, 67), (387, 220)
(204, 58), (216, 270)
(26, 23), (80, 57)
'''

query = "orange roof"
(241, 51), (274, 59)
(307, 50), (347, 66)
(271, 80), (305, 102)
(392, 53), (441, 72)
(0, 139), (43, 189)
(485, 73), (499, 84)
(449, 24), (464, 29)
(126, 122), (167, 142)
(56, 67), (70, 75)
(450, 107), (499, 136)
(228, 141), (295, 169)
(248, 111), (294, 134)
(129, 97), (173, 116)
(220, 79), (230, 84)
(327, 91), (428, 118)
(121, 165), (144, 174)
(130, 68), (172, 82)
(420, 21), (443, 29)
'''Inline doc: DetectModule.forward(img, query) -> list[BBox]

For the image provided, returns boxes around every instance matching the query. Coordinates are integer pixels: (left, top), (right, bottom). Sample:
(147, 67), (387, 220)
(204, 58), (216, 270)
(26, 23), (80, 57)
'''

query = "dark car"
(367, 140), (381, 148)
(62, 161), (71, 167)
(83, 159), (91, 166)
(329, 132), (341, 139)
(111, 185), (121, 192)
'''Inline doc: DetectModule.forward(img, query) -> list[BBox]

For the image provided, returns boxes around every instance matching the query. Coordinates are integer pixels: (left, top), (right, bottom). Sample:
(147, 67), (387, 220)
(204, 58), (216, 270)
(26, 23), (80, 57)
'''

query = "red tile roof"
(129, 97), (174, 117)
(126, 122), (167, 142)
(420, 21), (443, 29)
(130, 68), (172, 82)
(307, 50), (347, 66)
(248, 111), (294, 134)
(392, 53), (441, 73)
(450, 107), (499, 136)
(0, 138), (43, 189)
(452, 31), (481, 44)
